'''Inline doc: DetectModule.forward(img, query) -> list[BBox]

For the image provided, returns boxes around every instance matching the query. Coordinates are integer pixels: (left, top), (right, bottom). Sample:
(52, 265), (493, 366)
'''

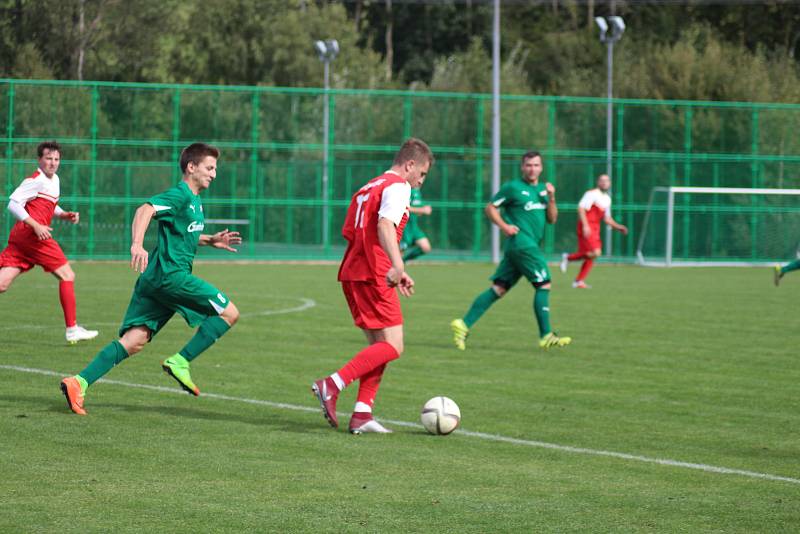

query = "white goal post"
(636, 186), (800, 267)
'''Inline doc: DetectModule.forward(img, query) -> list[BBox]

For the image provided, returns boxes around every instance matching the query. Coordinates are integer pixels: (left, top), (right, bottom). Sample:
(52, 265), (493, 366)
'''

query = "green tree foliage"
(1, 0), (800, 104)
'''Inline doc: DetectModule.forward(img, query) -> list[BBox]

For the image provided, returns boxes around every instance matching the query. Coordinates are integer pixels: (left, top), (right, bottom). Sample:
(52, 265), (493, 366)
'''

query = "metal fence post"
(4, 82), (14, 241)
(474, 98), (485, 257)
(751, 108), (760, 260)
(88, 85), (99, 256)
(249, 91), (259, 256)
(682, 107), (693, 259)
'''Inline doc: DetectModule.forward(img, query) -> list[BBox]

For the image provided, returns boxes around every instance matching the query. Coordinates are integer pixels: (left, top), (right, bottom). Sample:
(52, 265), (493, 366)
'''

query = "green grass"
(1, 262), (798, 532)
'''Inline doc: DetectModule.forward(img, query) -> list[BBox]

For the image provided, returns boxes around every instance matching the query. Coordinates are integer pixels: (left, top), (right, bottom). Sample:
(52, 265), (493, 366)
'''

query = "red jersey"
(577, 188), (611, 232)
(7, 169), (61, 244)
(338, 171), (411, 283)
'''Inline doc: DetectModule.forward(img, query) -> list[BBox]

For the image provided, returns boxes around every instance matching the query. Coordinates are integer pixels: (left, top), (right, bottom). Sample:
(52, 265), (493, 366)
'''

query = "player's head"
(597, 174), (611, 192)
(180, 142), (220, 192)
(37, 140), (61, 178)
(392, 138), (434, 188)
(521, 151), (543, 182)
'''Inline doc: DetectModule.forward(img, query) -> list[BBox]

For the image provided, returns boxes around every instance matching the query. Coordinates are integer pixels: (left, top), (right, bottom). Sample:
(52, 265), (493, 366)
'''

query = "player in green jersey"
(450, 151), (571, 351)
(60, 143), (242, 415)
(401, 188), (433, 262)
(774, 257), (800, 286)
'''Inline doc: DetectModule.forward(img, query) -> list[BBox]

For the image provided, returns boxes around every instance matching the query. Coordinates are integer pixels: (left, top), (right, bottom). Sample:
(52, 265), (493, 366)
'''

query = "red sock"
(337, 342), (399, 385)
(356, 364), (386, 410)
(576, 259), (594, 282)
(59, 280), (77, 327)
(567, 252), (585, 261)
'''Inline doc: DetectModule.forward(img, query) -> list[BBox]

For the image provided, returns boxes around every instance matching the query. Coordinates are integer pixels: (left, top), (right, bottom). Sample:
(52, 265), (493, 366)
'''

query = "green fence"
(2, 78), (800, 262)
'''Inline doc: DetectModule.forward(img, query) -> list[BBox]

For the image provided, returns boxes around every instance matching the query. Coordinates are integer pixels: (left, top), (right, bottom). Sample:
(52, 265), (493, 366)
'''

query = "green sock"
(780, 259), (800, 275)
(78, 340), (129, 386)
(463, 288), (500, 328)
(533, 289), (552, 338)
(179, 316), (231, 362)
(403, 245), (425, 262)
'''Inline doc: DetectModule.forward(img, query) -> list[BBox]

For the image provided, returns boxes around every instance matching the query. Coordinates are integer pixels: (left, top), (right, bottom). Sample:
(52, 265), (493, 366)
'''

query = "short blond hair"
(393, 138), (434, 167)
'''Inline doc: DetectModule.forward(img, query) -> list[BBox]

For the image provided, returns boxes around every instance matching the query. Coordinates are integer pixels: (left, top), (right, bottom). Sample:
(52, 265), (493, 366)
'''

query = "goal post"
(636, 186), (800, 267)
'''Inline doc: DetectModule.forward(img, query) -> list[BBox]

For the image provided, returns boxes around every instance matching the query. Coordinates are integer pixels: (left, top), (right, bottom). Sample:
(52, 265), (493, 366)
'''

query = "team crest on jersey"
(524, 201), (545, 211)
(187, 221), (205, 232)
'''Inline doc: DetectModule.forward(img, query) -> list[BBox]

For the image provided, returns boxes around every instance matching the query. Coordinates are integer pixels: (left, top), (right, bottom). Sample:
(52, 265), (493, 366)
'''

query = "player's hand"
(545, 183), (556, 197)
(421, 205), (432, 216)
(503, 224), (520, 237)
(582, 224), (592, 239)
(63, 211), (80, 224)
(130, 243), (149, 273)
(619, 225), (629, 236)
(33, 222), (53, 240)
(397, 272), (415, 297)
(210, 229), (242, 252)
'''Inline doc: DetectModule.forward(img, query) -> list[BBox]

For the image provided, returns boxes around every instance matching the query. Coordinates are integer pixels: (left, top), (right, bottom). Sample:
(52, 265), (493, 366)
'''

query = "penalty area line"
(1, 364), (798, 486)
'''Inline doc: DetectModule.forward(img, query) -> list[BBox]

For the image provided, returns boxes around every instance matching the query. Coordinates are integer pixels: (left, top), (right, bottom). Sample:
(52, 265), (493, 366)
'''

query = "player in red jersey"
(0, 141), (98, 343)
(312, 138), (433, 434)
(560, 174), (627, 288)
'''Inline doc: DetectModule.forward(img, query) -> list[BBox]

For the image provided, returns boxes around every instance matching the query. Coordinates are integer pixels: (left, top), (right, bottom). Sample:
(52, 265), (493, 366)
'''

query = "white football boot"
(349, 413), (393, 434)
(560, 253), (569, 273)
(66, 325), (99, 345)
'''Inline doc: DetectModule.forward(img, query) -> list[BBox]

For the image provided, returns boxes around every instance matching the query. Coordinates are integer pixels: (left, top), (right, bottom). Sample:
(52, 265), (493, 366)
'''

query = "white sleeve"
(54, 205), (65, 217)
(578, 191), (595, 210)
(378, 182), (411, 226)
(7, 199), (30, 222)
(9, 178), (41, 206)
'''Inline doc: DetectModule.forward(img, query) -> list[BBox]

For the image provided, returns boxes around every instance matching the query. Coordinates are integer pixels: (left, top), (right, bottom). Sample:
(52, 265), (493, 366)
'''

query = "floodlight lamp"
(314, 40), (327, 60)
(609, 16), (626, 40)
(325, 39), (340, 59)
(594, 16), (608, 41)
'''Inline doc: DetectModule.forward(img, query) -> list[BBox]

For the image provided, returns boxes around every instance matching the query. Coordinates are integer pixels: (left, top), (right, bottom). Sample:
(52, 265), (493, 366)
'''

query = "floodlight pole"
(490, 0), (501, 264)
(604, 38), (613, 257)
(322, 58), (331, 249)
(596, 17), (624, 258)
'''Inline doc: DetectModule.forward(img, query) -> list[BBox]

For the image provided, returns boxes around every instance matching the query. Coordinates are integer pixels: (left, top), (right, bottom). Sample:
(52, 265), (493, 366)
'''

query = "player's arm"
(53, 205), (80, 224)
(545, 183), (558, 224)
(7, 179), (52, 240)
(199, 229), (242, 252)
(604, 214), (628, 235)
(378, 217), (414, 297)
(485, 202), (519, 236)
(130, 203), (155, 273)
(408, 205), (432, 216)
(578, 206), (591, 238)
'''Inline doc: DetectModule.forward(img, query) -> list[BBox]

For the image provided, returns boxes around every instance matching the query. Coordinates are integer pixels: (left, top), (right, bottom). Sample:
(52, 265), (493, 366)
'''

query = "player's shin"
(463, 288), (500, 328)
(576, 259), (594, 282)
(179, 315), (231, 362)
(59, 280), (77, 327)
(533, 289), (552, 338)
(78, 340), (129, 386)
(402, 245), (425, 262)
(355, 364), (386, 413)
(780, 259), (800, 275)
(337, 342), (399, 386)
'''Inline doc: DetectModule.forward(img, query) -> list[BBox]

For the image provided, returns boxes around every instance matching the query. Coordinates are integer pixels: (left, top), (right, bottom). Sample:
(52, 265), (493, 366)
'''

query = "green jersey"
(491, 179), (550, 251)
(143, 181), (205, 284)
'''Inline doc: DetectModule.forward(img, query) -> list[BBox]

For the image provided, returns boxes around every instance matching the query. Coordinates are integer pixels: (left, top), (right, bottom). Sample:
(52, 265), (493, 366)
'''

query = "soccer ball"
(420, 396), (461, 435)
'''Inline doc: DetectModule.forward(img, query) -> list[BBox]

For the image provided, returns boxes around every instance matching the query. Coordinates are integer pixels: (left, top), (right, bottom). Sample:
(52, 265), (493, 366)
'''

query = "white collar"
(385, 169), (401, 177)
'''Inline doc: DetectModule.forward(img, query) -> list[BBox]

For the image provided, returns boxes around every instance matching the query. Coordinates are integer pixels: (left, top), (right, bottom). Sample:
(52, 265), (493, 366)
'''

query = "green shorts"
(119, 273), (229, 339)
(401, 219), (428, 249)
(491, 246), (551, 289)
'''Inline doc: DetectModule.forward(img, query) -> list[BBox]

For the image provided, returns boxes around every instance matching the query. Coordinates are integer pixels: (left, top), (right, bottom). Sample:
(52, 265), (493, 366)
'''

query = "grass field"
(1, 261), (798, 532)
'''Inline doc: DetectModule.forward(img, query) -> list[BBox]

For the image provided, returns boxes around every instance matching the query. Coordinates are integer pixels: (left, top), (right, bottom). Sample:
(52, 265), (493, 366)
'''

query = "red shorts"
(577, 230), (602, 254)
(341, 280), (403, 330)
(0, 238), (69, 273)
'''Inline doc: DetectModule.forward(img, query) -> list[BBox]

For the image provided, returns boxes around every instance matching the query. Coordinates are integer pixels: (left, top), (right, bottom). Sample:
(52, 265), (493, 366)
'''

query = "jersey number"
(354, 193), (370, 228)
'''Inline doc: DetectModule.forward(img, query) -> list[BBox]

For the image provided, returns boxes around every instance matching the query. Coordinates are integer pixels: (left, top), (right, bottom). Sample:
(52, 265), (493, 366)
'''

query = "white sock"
(330, 372), (345, 391)
(354, 401), (372, 413)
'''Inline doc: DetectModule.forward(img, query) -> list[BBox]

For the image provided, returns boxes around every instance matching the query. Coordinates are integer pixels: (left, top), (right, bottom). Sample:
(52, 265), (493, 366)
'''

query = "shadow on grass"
(0, 393), (323, 435)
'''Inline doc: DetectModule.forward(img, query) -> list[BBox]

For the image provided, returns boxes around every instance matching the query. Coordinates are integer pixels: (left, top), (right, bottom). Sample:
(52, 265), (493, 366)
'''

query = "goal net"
(636, 187), (800, 266)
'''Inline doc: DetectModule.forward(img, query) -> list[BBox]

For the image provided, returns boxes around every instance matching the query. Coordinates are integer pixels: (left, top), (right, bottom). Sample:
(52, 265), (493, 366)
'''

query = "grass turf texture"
(1, 262), (798, 532)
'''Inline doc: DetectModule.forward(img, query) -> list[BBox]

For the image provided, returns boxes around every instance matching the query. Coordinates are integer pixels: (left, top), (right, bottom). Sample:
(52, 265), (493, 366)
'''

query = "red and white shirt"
(338, 171), (411, 283)
(578, 188), (611, 231)
(7, 168), (61, 243)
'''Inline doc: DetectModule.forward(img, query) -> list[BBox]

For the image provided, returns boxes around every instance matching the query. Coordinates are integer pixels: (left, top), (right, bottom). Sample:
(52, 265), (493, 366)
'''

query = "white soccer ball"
(420, 396), (461, 435)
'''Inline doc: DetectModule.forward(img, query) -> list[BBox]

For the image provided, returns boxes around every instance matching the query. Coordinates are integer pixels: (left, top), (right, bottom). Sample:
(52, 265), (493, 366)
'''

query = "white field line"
(0, 297), (317, 331)
(1, 364), (798, 486)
